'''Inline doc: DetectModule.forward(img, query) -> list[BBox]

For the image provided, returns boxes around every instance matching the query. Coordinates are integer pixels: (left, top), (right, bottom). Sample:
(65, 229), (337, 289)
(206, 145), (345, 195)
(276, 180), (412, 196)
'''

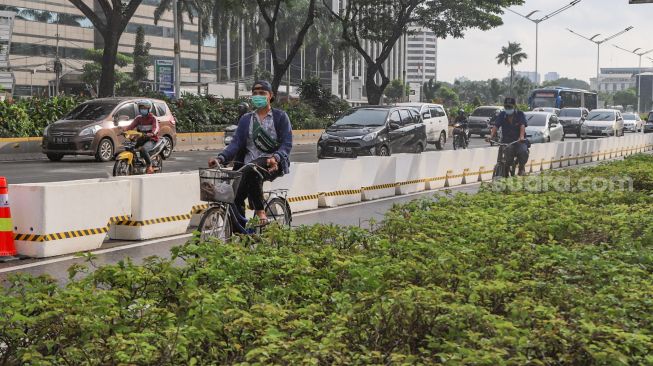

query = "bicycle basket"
(199, 168), (242, 203)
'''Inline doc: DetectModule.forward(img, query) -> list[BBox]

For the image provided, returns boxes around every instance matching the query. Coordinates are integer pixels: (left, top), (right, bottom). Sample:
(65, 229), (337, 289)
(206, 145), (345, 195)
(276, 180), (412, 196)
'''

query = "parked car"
(42, 98), (177, 162)
(468, 106), (503, 137)
(524, 112), (564, 143)
(533, 107), (561, 116)
(317, 106), (427, 159)
(645, 112), (653, 133)
(622, 113), (644, 132)
(580, 109), (625, 138)
(558, 107), (588, 137)
(395, 102), (448, 149)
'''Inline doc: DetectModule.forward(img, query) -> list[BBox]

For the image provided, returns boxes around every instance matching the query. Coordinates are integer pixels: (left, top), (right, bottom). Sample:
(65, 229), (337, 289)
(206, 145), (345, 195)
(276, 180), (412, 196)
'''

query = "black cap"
(252, 80), (273, 93)
(504, 97), (516, 107)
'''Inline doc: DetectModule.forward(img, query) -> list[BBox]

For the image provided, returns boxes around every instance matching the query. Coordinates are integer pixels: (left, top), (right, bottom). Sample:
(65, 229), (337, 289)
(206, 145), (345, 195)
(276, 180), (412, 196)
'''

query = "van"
(395, 103), (449, 149)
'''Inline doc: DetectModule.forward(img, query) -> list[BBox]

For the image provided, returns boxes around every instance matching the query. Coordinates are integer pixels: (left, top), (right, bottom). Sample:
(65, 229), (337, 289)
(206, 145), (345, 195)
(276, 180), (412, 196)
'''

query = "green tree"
(423, 79), (441, 102)
(496, 42), (527, 96)
(298, 77), (350, 118)
(436, 85), (459, 107)
(541, 77), (591, 90)
(325, 0), (524, 105)
(82, 49), (133, 96)
(489, 78), (504, 104)
(67, 0), (143, 97)
(513, 75), (534, 104)
(132, 26), (151, 91)
(613, 88), (637, 108)
(384, 79), (409, 102)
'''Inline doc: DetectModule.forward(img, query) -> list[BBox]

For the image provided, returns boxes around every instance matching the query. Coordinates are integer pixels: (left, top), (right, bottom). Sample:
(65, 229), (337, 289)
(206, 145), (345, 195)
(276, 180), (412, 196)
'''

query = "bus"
(528, 87), (598, 111)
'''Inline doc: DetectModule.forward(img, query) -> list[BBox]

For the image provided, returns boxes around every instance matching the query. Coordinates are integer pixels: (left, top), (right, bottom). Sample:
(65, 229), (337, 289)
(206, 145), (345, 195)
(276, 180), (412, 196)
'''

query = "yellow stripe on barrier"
(319, 189), (363, 197)
(114, 213), (193, 227)
(13, 216), (126, 243)
(287, 194), (320, 202)
(362, 183), (397, 191)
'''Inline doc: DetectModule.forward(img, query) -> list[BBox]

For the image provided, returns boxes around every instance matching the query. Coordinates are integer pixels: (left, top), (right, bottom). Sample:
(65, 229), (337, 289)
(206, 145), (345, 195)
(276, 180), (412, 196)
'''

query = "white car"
(395, 103), (449, 150)
(580, 109), (625, 138)
(532, 107), (561, 116)
(524, 112), (565, 143)
(622, 113), (644, 132)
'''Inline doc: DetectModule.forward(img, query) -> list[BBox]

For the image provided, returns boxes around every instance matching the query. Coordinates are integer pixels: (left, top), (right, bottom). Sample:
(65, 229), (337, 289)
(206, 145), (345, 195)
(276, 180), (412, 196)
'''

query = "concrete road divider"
(552, 142), (567, 168)
(421, 151), (448, 190)
(264, 162), (319, 212)
(528, 144), (545, 173)
(541, 143), (557, 171)
(569, 141), (581, 166)
(110, 172), (201, 240)
(317, 158), (363, 207)
(394, 153), (426, 194)
(10, 178), (131, 258)
(477, 146), (499, 182)
(358, 156), (397, 201)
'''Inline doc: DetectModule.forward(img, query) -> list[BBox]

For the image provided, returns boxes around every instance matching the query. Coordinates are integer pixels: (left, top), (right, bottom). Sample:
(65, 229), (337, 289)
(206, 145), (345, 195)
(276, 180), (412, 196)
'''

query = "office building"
(544, 72), (560, 82)
(589, 67), (653, 92)
(515, 71), (540, 84)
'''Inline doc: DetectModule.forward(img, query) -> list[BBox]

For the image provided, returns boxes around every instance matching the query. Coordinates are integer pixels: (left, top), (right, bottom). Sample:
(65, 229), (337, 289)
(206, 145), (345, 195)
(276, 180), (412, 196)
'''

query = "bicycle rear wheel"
(198, 206), (232, 242)
(493, 163), (507, 180)
(265, 197), (291, 227)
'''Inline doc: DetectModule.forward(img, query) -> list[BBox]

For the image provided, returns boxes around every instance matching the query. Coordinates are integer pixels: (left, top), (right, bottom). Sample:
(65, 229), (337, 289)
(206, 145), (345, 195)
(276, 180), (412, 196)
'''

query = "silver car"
(622, 113), (644, 133)
(558, 107), (589, 137)
(524, 112), (565, 143)
(580, 109), (625, 138)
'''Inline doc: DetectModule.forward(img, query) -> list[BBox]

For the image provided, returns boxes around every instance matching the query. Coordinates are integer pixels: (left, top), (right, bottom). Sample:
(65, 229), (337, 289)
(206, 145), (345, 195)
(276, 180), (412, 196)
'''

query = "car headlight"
(79, 125), (101, 136)
(362, 132), (377, 142)
(533, 130), (543, 137)
(320, 133), (330, 140)
(43, 125), (50, 137)
(225, 136), (233, 142)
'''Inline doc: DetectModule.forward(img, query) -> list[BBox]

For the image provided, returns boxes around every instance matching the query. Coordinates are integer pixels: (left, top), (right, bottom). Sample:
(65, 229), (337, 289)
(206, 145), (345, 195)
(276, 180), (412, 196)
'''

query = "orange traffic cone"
(0, 177), (19, 262)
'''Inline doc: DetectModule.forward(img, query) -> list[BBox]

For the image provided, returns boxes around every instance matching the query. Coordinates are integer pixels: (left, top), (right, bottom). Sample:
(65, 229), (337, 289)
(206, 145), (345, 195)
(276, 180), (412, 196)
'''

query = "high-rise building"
(405, 27), (437, 97)
(515, 71), (539, 84)
(0, 10), (15, 96)
(544, 72), (560, 82)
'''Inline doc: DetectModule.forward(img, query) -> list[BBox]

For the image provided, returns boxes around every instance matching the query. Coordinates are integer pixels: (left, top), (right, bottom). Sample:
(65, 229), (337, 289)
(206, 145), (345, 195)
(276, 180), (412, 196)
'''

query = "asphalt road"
(1, 136), (489, 184)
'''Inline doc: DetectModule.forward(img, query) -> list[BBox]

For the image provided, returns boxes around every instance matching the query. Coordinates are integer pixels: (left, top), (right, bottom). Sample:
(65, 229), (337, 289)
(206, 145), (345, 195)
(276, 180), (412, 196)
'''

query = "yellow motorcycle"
(112, 130), (165, 176)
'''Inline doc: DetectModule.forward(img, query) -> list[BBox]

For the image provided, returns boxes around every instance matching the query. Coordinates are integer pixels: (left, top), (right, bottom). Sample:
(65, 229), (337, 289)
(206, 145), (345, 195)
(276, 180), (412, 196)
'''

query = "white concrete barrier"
(436, 150), (469, 187)
(569, 141), (581, 166)
(528, 143), (545, 173)
(478, 146), (500, 181)
(264, 162), (319, 213)
(317, 158), (363, 207)
(541, 143), (557, 171)
(554, 142), (569, 168)
(421, 152), (448, 190)
(11, 179), (131, 257)
(358, 156), (397, 201)
(586, 140), (599, 162)
(461, 148), (487, 184)
(394, 153), (426, 194)
(109, 172), (201, 240)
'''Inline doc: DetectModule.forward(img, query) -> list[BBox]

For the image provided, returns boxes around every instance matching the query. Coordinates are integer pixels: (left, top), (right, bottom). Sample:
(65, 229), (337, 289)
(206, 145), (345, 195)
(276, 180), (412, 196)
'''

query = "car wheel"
(414, 142), (424, 154)
(95, 138), (114, 162)
(561, 134), (565, 141)
(435, 131), (446, 150)
(480, 133), (485, 138)
(161, 135), (173, 159)
(577, 130), (581, 138)
(377, 145), (390, 156)
(46, 153), (64, 162)
(547, 136), (551, 143)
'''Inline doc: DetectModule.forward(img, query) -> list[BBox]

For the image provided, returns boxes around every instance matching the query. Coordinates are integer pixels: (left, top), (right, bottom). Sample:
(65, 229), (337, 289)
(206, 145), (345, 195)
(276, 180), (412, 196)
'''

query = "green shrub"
(0, 96), (81, 137)
(1, 156), (653, 364)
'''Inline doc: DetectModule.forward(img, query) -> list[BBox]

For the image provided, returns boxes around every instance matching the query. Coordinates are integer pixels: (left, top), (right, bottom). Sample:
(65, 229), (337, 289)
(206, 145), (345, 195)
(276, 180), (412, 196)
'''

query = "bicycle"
(490, 139), (527, 179)
(196, 163), (292, 242)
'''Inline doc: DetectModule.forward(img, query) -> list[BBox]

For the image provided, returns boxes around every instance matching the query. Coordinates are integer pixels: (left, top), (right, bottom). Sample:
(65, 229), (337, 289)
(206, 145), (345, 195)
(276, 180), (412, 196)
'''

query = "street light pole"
(506, 0), (581, 85)
(566, 26), (634, 93)
(612, 45), (653, 114)
(172, 0), (182, 99)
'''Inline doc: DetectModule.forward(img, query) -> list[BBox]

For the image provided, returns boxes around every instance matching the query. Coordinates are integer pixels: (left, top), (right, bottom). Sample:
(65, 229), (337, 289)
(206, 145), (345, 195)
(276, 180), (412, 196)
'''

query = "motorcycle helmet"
(237, 102), (250, 115)
(137, 100), (153, 117)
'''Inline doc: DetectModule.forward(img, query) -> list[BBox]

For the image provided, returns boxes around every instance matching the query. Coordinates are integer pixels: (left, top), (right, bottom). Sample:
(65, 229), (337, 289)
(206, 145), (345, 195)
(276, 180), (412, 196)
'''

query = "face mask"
(251, 95), (269, 109)
(505, 108), (515, 115)
(139, 109), (149, 117)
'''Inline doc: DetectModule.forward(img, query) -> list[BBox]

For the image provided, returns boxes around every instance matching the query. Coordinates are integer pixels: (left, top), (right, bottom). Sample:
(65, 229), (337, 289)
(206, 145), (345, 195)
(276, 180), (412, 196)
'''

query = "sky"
(437, 0), (653, 83)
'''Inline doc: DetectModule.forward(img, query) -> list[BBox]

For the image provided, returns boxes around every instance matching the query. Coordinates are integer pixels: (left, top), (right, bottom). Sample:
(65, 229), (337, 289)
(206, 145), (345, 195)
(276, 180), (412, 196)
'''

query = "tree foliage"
(423, 79), (441, 102)
(613, 88), (637, 108)
(81, 49), (133, 96)
(132, 26), (152, 90)
(384, 79), (409, 102)
(497, 42), (527, 96)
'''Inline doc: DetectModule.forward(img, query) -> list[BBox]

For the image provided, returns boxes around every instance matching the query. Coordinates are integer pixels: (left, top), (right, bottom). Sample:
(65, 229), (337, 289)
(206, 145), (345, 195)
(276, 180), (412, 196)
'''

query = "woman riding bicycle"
(208, 80), (292, 225)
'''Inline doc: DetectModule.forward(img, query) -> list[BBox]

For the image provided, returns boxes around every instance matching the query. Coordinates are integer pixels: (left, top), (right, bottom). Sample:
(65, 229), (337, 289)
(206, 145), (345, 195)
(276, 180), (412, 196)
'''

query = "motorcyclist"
(208, 80), (292, 225)
(123, 100), (159, 174)
(486, 97), (529, 176)
(237, 101), (250, 117)
(454, 109), (470, 146)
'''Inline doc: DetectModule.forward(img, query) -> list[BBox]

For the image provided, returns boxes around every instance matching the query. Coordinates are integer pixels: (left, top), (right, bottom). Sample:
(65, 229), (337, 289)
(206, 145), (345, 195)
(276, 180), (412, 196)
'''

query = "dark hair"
(504, 97), (516, 106)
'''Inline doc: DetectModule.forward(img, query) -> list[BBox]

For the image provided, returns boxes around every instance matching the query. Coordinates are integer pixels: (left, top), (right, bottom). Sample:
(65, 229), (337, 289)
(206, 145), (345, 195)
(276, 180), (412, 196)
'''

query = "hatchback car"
(558, 107), (588, 137)
(395, 102), (448, 149)
(468, 106), (503, 137)
(622, 113), (644, 132)
(580, 109), (625, 138)
(317, 106), (427, 158)
(524, 112), (564, 143)
(42, 98), (177, 162)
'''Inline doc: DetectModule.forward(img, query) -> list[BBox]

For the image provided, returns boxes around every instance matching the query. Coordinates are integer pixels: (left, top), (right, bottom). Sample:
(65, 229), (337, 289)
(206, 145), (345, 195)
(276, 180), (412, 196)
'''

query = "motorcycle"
(452, 122), (469, 150)
(112, 130), (165, 176)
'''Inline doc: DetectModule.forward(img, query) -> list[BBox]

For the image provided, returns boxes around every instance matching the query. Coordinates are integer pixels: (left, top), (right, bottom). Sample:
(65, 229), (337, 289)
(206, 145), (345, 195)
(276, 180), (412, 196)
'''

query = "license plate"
(53, 137), (69, 143)
(593, 130), (602, 135)
(334, 146), (352, 153)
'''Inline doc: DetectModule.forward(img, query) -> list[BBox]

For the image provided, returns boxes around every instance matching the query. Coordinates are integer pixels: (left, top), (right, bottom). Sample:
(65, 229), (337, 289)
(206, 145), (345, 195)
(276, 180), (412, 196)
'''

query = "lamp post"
(172, 0), (181, 99)
(566, 27), (634, 93)
(612, 45), (653, 114)
(506, 0), (581, 85)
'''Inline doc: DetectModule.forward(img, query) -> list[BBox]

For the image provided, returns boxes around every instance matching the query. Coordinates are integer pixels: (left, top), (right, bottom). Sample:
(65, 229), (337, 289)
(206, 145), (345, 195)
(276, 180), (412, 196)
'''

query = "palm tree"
(496, 42), (527, 96)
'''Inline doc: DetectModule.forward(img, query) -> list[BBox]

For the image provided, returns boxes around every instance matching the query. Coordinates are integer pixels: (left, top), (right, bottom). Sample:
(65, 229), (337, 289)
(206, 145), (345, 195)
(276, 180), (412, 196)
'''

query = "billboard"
(155, 60), (174, 98)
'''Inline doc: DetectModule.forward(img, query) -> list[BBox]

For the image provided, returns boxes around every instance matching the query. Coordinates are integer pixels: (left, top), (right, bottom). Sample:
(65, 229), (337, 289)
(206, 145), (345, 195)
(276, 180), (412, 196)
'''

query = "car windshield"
(63, 102), (116, 120)
(532, 97), (557, 108)
(525, 113), (547, 126)
(587, 112), (615, 121)
(560, 109), (582, 117)
(333, 109), (388, 127)
(623, 114), (637, 120)
(471, 108), (498, 117)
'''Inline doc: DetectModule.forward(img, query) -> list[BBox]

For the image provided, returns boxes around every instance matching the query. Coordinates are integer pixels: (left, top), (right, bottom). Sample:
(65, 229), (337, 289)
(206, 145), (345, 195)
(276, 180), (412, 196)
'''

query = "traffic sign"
(155, 60), (175, 98)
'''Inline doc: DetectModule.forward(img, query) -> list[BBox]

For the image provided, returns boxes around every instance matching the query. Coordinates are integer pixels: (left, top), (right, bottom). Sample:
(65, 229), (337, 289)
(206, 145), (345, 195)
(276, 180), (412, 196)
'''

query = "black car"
(467, 106), (503, 137)
(645, 112), (653, 133)
(317, 106), (427, 159)
(559, 107), (589, 137)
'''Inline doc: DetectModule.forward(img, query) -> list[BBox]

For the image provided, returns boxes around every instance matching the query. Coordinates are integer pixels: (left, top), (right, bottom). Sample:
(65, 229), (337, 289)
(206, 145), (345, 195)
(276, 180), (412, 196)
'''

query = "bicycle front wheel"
(493, 163), (506, 180)
(265, 197), (291, 227)
(198, 206), (232, 242)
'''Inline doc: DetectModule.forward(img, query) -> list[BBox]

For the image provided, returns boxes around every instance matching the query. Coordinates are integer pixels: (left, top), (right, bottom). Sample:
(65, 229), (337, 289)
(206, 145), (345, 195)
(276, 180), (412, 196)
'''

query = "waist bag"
(252, 117), (281, 153)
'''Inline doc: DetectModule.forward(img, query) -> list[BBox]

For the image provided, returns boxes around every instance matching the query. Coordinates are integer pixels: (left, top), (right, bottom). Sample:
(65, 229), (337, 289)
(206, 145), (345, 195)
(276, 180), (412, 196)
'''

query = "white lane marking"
(0, 233), (192, 274)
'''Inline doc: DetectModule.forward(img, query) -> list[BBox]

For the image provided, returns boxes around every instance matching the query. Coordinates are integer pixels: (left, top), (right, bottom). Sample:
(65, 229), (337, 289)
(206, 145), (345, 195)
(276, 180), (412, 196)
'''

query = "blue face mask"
(251, 95), (269, 109)
(505, 108), (515, 115)
(139, 109), (149, 117)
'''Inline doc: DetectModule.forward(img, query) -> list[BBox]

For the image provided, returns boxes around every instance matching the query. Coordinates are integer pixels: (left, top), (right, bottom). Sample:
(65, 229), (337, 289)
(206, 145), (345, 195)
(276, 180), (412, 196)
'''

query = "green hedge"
(0, 96), (81, 138)
(1, 155), (652, 364)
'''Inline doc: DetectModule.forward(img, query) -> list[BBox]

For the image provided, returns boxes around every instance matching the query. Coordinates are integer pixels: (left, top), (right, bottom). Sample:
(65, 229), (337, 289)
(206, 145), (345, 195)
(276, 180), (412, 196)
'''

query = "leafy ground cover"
(1, 155), (653, 365)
